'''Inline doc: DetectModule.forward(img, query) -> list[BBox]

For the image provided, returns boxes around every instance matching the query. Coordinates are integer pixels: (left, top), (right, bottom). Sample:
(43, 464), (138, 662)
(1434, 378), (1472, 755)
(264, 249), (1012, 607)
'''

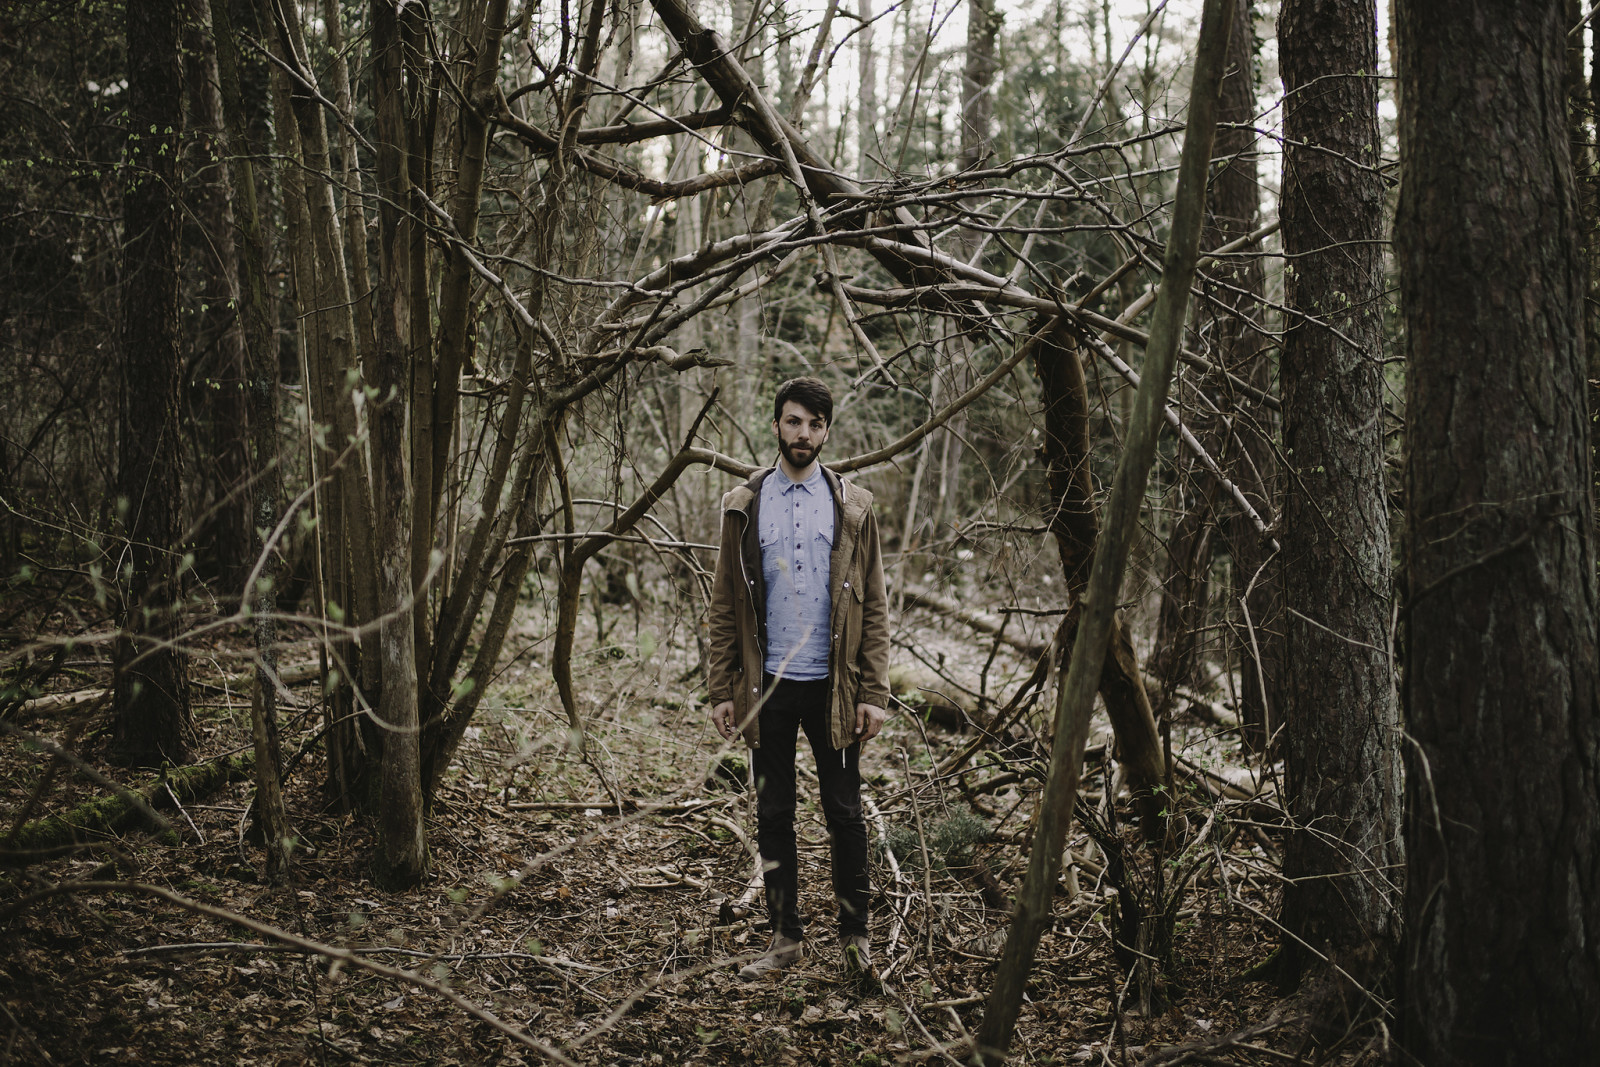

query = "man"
(708, 376), (892, 981)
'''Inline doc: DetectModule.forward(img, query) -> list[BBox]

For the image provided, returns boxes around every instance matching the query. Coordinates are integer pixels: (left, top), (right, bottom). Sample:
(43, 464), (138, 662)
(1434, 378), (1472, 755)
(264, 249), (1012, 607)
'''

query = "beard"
(778, 436), (822, 470)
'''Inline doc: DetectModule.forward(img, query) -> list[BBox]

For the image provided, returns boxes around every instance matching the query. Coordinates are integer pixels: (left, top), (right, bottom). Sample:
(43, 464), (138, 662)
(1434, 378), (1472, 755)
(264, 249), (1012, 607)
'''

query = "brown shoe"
(840, 934), (875, 979)
(738, 935), (803, 981)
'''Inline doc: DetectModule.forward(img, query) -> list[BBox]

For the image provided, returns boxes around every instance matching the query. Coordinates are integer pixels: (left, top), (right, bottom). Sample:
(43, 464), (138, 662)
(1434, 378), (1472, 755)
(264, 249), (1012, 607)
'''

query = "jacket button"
(843, 581), (850, 589)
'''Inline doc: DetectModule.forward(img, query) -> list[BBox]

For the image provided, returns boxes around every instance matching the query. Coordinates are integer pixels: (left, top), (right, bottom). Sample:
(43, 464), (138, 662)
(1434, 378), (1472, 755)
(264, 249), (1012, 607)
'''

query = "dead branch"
(900, 585), (1050, 659)
(1139, 1011), (1294, 1066)
(0, 880), (580, 1065)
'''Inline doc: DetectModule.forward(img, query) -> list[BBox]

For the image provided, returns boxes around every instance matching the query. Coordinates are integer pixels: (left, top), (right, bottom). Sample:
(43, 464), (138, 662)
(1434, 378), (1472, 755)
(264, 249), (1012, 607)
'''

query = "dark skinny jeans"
(752, 676), (870, 941)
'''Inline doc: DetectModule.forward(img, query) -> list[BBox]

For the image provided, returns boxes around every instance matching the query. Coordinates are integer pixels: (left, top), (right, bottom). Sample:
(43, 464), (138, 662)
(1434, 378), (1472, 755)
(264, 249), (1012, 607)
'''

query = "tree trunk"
(415, 0), (598, 800)
(1574, 0), (1600, 523)
(113, 0), (193, 768)
(857, 0), (878, 176)
(926, 0), (1001, 540)
(321, 0), (378, 400)
(1152, 0), (1276, 751)
(263, 0), (381, 810)
(415, 0), (512, 756)
(1032, 321), (1166, 828)
(182, 0), (254, 594)
(211, 0), (294, 882)
(369, 0), (428, 889)
(959, 0), (1000, 178)
(1396, 1), (1600, 1060)
(1275, 0), (1401, 1024)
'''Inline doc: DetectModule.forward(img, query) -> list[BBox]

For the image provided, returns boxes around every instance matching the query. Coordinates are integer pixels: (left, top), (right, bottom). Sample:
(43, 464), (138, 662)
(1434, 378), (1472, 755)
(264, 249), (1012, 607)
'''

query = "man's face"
(774, 399), (829, 472)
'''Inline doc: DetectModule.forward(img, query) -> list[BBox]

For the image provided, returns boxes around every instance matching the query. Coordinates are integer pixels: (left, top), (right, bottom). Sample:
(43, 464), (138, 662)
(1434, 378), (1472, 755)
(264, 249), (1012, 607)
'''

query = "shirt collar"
(776, 465), (825, 495)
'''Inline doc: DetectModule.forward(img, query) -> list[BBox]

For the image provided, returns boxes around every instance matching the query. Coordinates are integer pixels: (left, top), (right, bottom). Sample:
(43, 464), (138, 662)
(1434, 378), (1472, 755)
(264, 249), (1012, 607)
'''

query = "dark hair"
(773, 377), (833, 425)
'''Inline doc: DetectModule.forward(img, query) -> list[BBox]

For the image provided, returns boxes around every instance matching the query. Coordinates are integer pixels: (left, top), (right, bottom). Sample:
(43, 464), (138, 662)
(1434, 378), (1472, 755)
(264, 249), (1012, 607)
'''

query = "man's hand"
(854, 702), (888, 743)
(711, 700), (737, 741)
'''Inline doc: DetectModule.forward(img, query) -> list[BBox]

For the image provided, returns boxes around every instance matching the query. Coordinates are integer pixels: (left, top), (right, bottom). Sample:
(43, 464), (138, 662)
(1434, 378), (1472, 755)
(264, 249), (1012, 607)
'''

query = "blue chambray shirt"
(760, 466), (835, 680)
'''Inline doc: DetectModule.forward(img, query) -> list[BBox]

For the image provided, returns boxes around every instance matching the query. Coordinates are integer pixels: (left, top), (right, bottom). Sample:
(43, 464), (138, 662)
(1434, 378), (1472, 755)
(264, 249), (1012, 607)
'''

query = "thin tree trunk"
(182, 0), (254, 594)
(857, 0), (878, 176)
(959, 0), (999, 177)
(927, 0), (1001, 537)
(1152, 0), (1275, 751)
(265, 0), (383, 810)
(212, 0), (293, 881)
(321, 0), (377, 386)
(113, 0), (193, 768)
(1211, 2), (1277, 754)
(403, 8), (437, 682)
(415, 0), (603, 797)
(1574, 0), (1600, 521)
(1275, 0), (1401, 1025)
(429, 0), (511, 598)
(369, 0), (428, 889)
(1396, 0), (1600, 1059)
(268, 0), (378, 636)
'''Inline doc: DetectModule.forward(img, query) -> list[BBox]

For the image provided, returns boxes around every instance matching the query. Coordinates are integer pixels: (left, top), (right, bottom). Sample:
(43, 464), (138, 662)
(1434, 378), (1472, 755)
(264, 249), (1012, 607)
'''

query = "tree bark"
(369, 0), (428, 889)
(113, 0), (193, 768)
(1275, 0), (1401, 1023)
(1396, 1), (1600, 1060)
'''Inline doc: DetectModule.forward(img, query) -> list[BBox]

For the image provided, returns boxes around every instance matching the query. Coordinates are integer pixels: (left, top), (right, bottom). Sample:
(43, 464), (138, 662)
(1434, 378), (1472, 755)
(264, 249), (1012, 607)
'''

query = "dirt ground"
(0, 599), (1387, 1066)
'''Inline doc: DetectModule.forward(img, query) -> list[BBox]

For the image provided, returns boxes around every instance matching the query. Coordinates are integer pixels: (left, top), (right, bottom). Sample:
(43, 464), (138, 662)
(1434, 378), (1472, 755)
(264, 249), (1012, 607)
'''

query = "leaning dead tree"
(978, 0), (1239, 1056)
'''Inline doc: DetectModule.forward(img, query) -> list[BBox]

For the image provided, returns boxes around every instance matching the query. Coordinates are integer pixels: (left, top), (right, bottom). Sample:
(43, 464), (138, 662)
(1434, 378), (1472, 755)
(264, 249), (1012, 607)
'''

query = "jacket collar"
(722, 464), (872, 535)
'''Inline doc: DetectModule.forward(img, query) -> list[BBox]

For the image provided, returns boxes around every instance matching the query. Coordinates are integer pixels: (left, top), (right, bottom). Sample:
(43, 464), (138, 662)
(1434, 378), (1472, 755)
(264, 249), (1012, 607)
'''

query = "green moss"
(2, 752), (253, 859)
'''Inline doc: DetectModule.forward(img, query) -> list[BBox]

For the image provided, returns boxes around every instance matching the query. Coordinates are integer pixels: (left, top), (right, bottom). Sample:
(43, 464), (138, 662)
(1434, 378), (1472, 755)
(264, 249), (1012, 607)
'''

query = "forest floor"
(0, 590), (1387, 1066)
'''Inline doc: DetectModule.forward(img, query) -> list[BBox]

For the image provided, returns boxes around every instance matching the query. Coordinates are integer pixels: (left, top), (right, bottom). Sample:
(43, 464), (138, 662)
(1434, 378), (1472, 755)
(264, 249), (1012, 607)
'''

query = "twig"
(123, 942), (606, 970)
(0, 998), (55, 1064)
(863, 792), (908, 974)
(630, 865), (708, 890)
(1139, 1011), (1294, 1066)
(902, 749), (937, 961)
(162, 781), (205, 845)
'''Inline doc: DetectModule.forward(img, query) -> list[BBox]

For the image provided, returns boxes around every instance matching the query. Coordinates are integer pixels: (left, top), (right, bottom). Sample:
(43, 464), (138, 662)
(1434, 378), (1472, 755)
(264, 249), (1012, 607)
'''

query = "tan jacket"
(707, 466), (891, 750)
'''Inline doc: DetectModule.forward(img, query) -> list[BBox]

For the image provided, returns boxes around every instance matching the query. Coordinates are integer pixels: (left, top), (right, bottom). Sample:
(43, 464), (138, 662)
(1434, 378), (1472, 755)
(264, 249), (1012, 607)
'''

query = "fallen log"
(899, 585), (1050, 659)
(1, 751), (254, 863)
(12, 661), (321, 718)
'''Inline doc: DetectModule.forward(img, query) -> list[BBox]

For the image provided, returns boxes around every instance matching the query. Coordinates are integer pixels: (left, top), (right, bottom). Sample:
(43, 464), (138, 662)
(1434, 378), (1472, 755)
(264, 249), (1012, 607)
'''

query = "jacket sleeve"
(854, 505), (893, 709)
(706, 505), (742, 705)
